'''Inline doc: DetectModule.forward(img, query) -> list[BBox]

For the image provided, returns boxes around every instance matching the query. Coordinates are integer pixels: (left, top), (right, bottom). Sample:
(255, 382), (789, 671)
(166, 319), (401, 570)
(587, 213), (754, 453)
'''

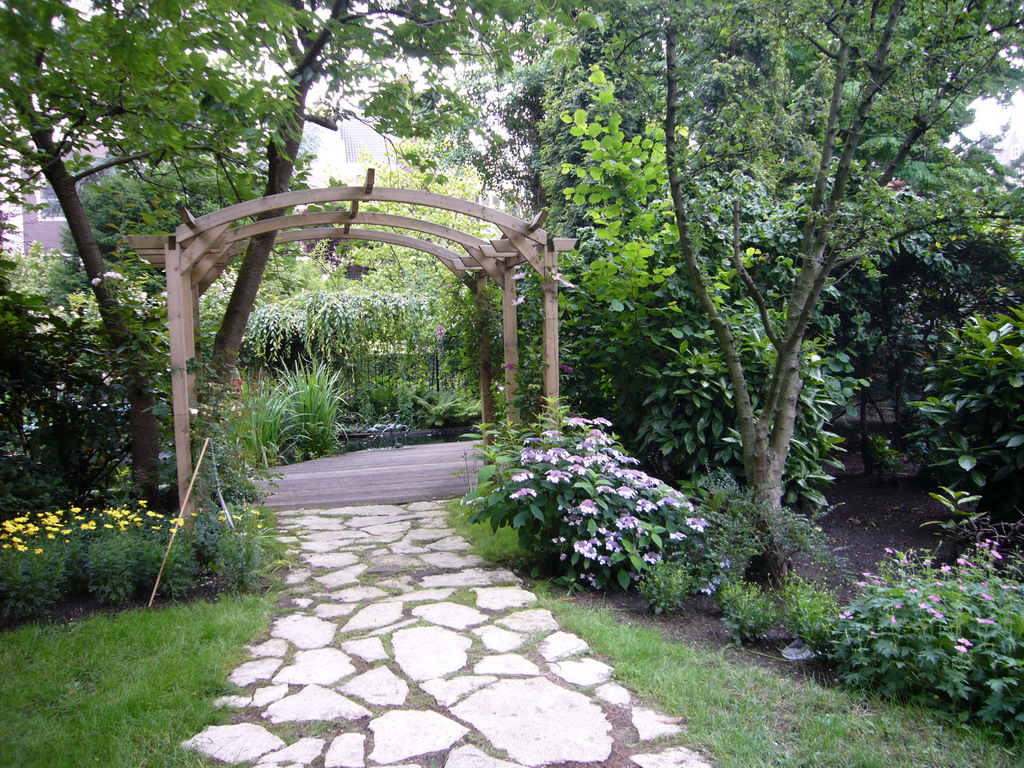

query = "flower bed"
(0, 504), (273, 619)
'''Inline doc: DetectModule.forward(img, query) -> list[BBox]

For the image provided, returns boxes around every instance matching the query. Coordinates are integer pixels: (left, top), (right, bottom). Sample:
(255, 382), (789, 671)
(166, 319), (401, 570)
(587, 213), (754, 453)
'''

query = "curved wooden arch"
(130, 172), (575, 517)
(177, 186), (548, 248)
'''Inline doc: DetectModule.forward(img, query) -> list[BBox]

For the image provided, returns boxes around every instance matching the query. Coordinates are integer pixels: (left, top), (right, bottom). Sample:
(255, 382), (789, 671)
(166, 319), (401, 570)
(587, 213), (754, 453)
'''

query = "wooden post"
(501, 262), (520, 423)
(165, 242), (197, 519)
(541, 244), (560, 411)
(474, 276), (495, 441)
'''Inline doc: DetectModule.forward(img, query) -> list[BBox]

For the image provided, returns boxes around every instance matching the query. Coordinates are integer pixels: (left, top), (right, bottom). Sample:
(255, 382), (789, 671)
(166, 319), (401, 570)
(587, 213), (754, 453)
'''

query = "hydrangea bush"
(831, 542), (1024, 735)
(466, 410), (718, 591)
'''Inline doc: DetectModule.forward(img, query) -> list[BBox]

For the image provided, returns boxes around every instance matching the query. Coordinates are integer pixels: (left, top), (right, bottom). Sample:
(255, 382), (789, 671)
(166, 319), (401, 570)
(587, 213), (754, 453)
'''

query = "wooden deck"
(262, 441), (481, 510)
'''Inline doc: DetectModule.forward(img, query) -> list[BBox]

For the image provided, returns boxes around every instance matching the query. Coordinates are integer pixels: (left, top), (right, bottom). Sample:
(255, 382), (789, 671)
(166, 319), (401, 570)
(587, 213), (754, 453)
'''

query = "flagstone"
(404, 527), (452, 541)
(367, 710), (468, 765)
(362, 522), (411, 536)
(594, 682), (632, 707)
(549, 658), (614, 687)
(273, 648), (356, 686)
(314, 564), (369, 589)
(390, 542), (430, 554)
(339, 665), (409, 706)
(315, 602), (358, 619)
(425, 536), (473, 552)
(450, 677), (613, 767)
(342, 601), (405, 633)
(405, 501), (443, 511)
(271, 614), (337, 649)
(473, 654), (540, 676)
(419, 675), (498, 707)
(473, 587), (537, 612)
(256, 737), (325, 766)
(495, 609), (558, 634)
(471, 625), (525, 653)
(418, 552), (486, 569)
(301, 539), (350, 553)
(262, 685), (371, 724)
(230, 658), (283, 687)
(183, 723), (285, 763)
(411, 602), (488, 630)
(365, 618), (419, 637)
(538, 631), (589, 661)
(292, 597), (314, 608)
(324, 733), (365, 768)
(214, 694), (251, 708)
(631, 708), (684, 741)
(445, 745), (527, 768)
(303, 552), (361, 569)
(379, 587), (455, 603)
(342, 636), (389, 662)
(284, 569), (313, 584)
(248, 638), (290, 658)
(630, 748), (713, 768)
(392, 626), (471, 680)
(420, 568), (518, 588)
(330, 585), (388, 603)
(304, 530), (369, 542)
(251, 684), (291, 707)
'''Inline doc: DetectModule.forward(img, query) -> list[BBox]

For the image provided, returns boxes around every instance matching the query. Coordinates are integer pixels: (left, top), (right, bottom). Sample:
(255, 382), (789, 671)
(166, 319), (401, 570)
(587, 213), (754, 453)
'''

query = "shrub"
(692, 472), (834, 582)
(638, 554), (724, 615)
(0, 545), (68, 619)
(780, 574), (840, 653)
(831, 543), (1024, 735)
(912, 307), (1024, 521)
(715, 577), (783, 644)
(465, 409), (718, 591)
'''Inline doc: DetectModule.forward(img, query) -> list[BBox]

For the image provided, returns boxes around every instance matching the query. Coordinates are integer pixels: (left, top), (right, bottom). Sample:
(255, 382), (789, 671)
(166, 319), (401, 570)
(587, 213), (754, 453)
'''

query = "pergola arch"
(129, 170), (576, 516)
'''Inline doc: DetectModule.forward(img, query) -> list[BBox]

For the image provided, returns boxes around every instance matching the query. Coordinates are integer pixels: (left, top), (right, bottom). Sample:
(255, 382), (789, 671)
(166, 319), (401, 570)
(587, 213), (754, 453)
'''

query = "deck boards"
(262, 441), (481, 510)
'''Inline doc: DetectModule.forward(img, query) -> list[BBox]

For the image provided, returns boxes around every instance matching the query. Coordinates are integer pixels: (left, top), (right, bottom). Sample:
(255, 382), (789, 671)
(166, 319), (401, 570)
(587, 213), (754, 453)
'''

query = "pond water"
(340, 426), (479, 453)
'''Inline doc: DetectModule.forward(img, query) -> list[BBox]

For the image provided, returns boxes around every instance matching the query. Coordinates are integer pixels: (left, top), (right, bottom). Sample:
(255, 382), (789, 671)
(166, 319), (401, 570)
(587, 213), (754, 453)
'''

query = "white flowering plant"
(465, 408), (718, 591)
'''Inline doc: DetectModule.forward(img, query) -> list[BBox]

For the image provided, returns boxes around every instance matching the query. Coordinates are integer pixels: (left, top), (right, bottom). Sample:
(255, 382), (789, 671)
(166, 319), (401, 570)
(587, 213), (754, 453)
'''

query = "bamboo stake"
(148, 438), (210, 608)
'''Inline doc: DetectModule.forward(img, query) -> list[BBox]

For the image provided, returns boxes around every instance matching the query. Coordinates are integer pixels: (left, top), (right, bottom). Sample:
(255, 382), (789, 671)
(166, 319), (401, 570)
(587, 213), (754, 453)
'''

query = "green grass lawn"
(449, 502), (1021, 768)
(0, 594), (273, 768)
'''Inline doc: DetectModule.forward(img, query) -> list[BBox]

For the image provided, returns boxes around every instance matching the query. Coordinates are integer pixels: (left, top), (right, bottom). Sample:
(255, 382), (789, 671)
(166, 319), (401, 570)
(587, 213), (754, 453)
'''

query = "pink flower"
(977, 618), (996, 625)
(928, 594), (941, 602)
(957, 638), (973, 647)
(981, 592), (993, 601)
(890, 616), (897, 625)
(954, 644), (968, 653)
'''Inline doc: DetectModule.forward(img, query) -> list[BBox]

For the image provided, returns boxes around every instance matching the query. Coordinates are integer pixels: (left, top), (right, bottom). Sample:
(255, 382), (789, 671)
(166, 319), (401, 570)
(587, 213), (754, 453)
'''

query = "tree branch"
(731, 200), (781, 349)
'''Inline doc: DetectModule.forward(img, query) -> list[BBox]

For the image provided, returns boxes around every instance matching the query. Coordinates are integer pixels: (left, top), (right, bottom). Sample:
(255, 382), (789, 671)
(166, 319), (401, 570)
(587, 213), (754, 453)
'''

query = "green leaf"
(616, 569), (631, 589)
(958, 454), (977, 472)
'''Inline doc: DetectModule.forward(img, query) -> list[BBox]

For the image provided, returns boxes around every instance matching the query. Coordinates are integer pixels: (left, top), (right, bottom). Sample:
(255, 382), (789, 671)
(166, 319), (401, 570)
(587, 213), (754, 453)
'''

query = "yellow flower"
(33, 548), (43, 554)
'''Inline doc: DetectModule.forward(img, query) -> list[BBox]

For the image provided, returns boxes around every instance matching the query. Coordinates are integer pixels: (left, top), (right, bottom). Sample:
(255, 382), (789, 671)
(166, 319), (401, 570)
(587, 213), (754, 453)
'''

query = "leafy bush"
(832, 543), (1024, 735)
(692, 473), (834, 582)
(912, 307), (1024, 521)
(715, 578), (782, 644)
(638, 553), (723, 615)
(780, 575), (840, 653)
(465, 409), (718, 591)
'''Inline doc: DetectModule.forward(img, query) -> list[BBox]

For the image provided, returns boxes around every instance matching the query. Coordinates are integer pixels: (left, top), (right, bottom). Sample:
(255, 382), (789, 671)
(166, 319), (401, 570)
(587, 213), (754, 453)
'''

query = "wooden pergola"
(128, 171), (576, 516)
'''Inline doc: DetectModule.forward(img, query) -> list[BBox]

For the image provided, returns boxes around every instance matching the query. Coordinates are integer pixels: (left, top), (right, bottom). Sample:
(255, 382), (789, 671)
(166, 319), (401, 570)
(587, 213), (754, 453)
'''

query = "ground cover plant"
(466, 409), (720, 591)
(0, 503), (277, 619)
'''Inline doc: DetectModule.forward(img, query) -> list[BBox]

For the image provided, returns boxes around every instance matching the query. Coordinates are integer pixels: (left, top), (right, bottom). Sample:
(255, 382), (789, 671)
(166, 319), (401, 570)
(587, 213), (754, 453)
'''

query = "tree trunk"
(211, 82), (312, 376)
(35, 132), (161, 508)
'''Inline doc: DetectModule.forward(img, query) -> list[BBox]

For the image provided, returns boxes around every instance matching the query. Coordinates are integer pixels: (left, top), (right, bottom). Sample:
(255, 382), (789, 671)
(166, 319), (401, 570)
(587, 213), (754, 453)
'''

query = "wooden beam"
(552, 238), (578, 252)
(541, 246), (560, 410)
(497, 228), (544, 275)
(474, 276), (495, 440)
(501, 261), (520, 423)
(465, 246), (504, 286)
(178, 206), (199, 232)
(364, 168), (375, 194)
(527, 210), (548, 232)
(164, 243), (197, 520)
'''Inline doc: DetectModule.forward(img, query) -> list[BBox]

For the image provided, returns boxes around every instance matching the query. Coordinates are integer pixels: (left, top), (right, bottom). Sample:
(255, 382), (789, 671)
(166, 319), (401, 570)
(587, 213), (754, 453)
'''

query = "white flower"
(90, 277), (102, 286)
(102, 271), (125, 281)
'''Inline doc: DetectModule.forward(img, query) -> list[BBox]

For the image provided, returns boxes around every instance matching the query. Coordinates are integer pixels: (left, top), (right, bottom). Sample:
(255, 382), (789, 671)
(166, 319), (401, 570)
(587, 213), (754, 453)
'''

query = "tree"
(0, 0), (277, 505)
(659, 0), (1024, 572)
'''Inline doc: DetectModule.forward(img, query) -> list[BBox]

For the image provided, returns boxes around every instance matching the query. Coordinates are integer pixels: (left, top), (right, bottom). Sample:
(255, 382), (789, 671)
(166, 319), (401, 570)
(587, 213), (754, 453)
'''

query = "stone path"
(183, 501), (714, 768)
